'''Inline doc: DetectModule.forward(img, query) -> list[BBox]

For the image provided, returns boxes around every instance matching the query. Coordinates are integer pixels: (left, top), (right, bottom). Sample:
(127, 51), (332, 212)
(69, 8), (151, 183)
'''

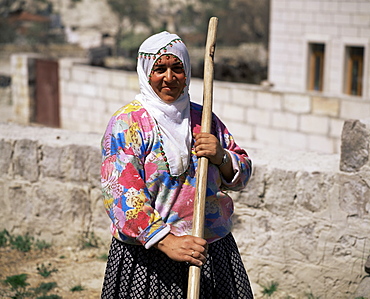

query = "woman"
(101, 31), (253, 298)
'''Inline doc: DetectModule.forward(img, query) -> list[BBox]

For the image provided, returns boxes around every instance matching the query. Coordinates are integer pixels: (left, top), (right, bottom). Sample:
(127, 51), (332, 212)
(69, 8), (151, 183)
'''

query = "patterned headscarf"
(135, 31), (192, 177)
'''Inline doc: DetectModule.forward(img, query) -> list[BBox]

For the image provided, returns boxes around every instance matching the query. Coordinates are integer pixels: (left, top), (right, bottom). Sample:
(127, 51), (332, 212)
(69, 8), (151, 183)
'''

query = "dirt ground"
(0, 244), (108, 299)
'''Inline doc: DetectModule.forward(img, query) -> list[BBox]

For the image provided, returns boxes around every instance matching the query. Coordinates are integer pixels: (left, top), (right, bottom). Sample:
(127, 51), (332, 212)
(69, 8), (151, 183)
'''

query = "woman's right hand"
(154, 234), (208, 267)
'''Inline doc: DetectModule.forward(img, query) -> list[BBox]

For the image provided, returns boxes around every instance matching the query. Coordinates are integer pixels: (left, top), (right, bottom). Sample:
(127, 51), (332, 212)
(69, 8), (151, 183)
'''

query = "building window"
(345, 46), (364, 96)
(308, 43), (325, 91)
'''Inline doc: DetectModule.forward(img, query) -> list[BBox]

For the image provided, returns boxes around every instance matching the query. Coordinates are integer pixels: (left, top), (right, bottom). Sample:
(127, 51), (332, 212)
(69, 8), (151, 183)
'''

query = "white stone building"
(268, 0), (370, 99)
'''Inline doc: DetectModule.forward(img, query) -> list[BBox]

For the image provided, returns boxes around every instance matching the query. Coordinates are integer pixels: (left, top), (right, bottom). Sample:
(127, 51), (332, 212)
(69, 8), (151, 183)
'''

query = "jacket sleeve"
(101, 110), (170, 248)
(213, 114), (252, 191)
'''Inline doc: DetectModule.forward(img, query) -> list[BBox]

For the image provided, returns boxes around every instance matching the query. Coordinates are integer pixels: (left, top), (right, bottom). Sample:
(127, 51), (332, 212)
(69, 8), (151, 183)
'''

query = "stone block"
(359, 2), (370, 13)
(231, 87), (255, 107)
(256, 91), (282, 110)
(237, 165), (266, 208)
(86, 146), (101, 188)
(7, 182), (33, 224)
(308, 134), (335, 153)
(66, 81), (81, 95)
(312, 96), (339, 117)
(272, 111), (299, 130)
(91, 69), (111, 86)
(81, 83), (98, 97)
(340, 119), (370, 172)
(0, 139), (13, 177)
(246, 108), (271, 126)
(103, 86), (120, 101)
(329, 118), (345, 138)
(226, 122), (253, 142)
(262, 168), (298, 216)
(282, 130), (308, 150)
(295, 171), (331, 213)
(340, 26), (359, 37)
(283, 93), (311, 113)
(111, 71), (128, 89)
(71, 68), (90, 83)
(339, 173), (370, 217)
(340, 100), (370, 119)
(222, 103), (245, 122)
(40, 145), (64, 179)
(333, 13), (351, 25)
(254, 126), (280, 145)
(300, 114), (329, 134)
(13, 139), (39, 182)
(339, 2), (359, 13)
(76, 95), (92, 109)
(213, 85), (231, 103)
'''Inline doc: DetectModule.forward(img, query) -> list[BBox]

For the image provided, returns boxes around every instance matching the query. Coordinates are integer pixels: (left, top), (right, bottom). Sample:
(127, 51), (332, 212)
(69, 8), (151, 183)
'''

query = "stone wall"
(0, 123), (110, 247)
(11, 54), (370, 155)
(0, 121), (369, 298)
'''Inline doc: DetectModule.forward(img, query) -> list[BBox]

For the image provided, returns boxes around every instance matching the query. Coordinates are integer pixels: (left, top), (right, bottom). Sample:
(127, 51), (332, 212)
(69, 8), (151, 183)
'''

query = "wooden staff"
(187, 17), (218, 299)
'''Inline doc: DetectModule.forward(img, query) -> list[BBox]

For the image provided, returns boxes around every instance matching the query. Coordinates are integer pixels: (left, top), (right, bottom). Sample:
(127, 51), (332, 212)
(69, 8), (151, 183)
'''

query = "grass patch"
(0, 229), (52, 252)
(37, 263), (58, 278)
(80, 231), (100, 249)
(70, 284), (85, 292)
(98, 253), (108, 261)
(260, 281), (279, 297)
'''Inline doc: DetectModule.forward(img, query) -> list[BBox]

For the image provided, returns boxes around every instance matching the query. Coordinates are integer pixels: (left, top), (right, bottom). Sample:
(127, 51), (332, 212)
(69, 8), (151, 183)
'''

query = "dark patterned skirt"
(101, 233), (254, 299)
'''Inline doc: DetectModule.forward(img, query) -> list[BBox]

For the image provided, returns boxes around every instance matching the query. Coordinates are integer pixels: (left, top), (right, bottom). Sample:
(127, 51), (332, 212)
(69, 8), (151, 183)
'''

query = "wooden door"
(35, 59), (60, 127)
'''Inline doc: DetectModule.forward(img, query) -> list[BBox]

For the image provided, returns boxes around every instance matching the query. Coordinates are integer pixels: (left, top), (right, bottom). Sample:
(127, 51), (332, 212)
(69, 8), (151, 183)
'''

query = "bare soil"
(0, 245), (108, 299)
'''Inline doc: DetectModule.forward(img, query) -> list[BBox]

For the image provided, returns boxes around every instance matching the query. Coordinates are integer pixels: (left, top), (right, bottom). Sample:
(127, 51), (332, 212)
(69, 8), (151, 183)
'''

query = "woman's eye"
(173, 66), (184, 73)
(153, 67), (166, 73)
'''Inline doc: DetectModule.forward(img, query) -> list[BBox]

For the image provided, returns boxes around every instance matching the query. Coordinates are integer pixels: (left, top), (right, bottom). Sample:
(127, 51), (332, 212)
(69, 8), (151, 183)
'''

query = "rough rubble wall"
(0, 121), (369, 298)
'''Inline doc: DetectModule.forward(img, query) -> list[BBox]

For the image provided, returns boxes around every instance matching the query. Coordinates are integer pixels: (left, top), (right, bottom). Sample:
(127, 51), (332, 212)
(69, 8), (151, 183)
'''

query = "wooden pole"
(187, 17), (218, 299)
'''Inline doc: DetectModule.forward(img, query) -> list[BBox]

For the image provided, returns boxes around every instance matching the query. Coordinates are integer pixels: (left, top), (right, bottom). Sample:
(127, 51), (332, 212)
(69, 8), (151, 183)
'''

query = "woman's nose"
(164, 69), (174, 82)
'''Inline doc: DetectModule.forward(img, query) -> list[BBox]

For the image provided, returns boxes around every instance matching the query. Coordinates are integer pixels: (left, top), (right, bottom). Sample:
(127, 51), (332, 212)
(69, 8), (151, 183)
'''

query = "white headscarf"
(135, 31), (192, 177)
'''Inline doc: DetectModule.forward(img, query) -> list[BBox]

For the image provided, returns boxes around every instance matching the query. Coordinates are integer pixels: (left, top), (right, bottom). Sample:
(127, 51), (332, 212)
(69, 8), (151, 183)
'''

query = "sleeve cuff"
(221, 150), (240, 186)
(144, 225), (171, 249)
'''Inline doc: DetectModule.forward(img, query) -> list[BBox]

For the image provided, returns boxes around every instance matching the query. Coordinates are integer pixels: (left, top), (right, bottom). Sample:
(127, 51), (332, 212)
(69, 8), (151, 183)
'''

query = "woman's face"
(149, 54), (186, 103)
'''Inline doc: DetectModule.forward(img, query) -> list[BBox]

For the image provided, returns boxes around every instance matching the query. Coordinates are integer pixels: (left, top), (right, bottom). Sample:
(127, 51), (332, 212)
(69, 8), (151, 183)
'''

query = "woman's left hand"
(194, 132), (234, 182)
(193, 132), (224, 165)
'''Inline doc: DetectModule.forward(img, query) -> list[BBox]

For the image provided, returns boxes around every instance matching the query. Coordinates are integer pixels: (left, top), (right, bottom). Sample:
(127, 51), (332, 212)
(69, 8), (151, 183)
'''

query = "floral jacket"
(101, 100), (252, 248)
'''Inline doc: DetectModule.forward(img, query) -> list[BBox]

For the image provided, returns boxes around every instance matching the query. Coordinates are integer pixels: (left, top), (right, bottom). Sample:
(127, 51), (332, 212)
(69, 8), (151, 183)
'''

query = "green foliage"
(3, 274), (60, 299)
(34, 282), (57, 293)
(0, 230), (52, 252)
(260, 281), (279, 297)
(80, 231), (100, 249)
(36, 295), (62, 299)
(305, 293), (320, 299)
(3, 273), (31, 298)
(98, 253), (108, 261)
(36, 263), (58, 278)
(70, 285), (85, 292)
(34, 239), (52, 250)
(9, 234), (34, 252)
(0, 229), (10, 247)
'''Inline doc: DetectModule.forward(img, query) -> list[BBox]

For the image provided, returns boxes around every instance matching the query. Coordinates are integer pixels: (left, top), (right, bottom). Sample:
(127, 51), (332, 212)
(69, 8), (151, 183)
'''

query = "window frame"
(345, 46), (364, 97)
(308, 43), (325, 92)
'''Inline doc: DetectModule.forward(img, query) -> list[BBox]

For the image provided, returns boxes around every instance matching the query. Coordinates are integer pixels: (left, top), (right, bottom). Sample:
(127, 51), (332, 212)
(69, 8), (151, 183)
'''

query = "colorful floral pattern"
(101, 100), (252, 246)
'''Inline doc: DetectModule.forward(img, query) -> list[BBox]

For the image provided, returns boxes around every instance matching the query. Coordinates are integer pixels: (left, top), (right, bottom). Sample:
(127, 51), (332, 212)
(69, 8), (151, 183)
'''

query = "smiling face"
(149, 54), (186, 103)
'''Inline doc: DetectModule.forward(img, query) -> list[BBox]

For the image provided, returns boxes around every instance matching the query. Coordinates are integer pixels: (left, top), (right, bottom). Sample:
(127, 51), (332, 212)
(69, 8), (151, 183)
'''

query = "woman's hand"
(194, 132), (234, 182)
(193, 132), (224, 165)
(154, 234), (208, 267)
